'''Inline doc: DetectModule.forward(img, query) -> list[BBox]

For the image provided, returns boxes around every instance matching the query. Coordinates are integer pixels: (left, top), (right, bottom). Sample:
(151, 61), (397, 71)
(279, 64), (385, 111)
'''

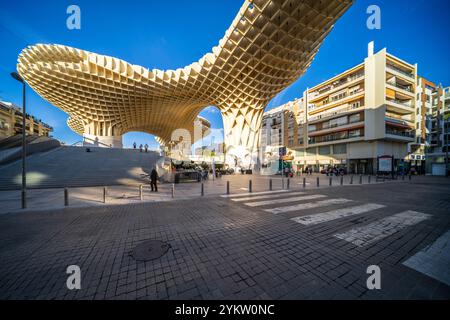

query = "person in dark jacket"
(150, 167), (158, 192)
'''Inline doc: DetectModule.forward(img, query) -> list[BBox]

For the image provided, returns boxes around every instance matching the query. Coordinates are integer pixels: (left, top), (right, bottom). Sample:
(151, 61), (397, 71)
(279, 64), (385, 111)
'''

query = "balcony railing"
(386, 129), (415, 138)
(386, 65), (414, 79)
(387, 81), (413, 92)
(309, 133), (363, 145)
(308, 103), (363, 122)
(308, 73), (364, 99)
(386, 99), (413, 108)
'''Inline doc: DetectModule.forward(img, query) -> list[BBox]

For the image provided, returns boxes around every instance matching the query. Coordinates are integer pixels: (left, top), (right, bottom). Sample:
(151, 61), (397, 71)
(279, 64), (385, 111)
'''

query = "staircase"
(0, 146), (161, 190)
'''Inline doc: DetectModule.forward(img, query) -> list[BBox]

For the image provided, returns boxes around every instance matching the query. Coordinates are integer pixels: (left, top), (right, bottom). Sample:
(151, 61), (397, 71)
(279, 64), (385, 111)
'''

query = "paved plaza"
(0, 176), (449, 300)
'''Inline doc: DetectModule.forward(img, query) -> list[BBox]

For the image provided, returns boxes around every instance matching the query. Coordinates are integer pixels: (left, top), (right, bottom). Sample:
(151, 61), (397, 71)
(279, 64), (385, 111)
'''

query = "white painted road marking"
(264, 198), (353, 214)
(221, 190), (289, 198)
(291, 203), (386, 226)
(245, 194), (327, 207)
(231, 191), (306, 202)
(334, 211), (431, 247)
(403, 230), (450, 286)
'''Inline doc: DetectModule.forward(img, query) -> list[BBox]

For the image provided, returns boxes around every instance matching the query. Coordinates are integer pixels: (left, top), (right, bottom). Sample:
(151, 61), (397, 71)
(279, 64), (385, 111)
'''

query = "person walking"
(144, 144), (148, 153)
(139, 144), (143, 152)
(150, 167), (158, 192)
(133, 142), (137, 149)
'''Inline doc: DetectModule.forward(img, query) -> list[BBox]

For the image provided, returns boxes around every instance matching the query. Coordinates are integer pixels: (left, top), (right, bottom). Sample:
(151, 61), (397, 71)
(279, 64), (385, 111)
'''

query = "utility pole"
(11, 72), (27, 209)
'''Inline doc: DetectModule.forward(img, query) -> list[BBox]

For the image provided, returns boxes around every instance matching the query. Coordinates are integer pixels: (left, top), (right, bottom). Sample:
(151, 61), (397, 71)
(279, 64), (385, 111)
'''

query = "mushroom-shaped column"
(220, 104), (264, 169)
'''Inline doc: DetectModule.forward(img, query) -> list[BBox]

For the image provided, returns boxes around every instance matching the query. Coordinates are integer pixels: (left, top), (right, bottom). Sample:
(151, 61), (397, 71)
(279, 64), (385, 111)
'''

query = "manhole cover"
(130, 240), (171, 261)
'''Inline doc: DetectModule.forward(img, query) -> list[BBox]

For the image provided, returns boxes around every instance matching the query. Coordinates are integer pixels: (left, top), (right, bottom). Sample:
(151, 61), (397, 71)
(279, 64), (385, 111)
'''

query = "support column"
(83, 122), (123, 148)
(220, 106), (264, 169)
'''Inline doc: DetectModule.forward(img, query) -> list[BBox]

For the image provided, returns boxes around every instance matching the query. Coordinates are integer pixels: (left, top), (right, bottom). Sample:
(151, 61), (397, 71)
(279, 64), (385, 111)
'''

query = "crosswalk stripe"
(221, 190), (289, 198)
(334, 210), (431, 247)
(291, 203), (386, 226)
(231, 191), (306, 202)
(264, 198), (352, 214)
(402, 230), (450, 286)
(244, 194), (326, 207)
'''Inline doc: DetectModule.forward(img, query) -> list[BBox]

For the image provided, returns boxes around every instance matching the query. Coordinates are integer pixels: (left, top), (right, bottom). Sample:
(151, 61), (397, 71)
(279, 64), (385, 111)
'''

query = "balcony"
(386, 64), (415, 80)
(308, 72), (364, 101)
(308, 103), (363, 122)
(309, 89), (365, 115)
(385, 128), (415, 142)
(386, 99), (414, 115)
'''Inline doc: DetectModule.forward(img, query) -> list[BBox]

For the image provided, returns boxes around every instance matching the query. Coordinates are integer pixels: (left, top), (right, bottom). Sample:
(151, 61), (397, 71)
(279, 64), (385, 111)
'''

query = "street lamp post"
(10, 72), (27, 209)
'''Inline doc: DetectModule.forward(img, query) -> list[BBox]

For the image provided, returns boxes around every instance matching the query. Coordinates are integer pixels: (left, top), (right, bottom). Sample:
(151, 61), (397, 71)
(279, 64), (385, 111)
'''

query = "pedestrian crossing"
(223, 190), (432, 248)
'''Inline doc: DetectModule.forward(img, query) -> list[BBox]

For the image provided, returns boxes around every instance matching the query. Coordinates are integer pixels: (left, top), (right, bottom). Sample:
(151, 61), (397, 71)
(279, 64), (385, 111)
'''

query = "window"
(349, 129), (361, 138)
(306, 147), (316, 156)
(319, 146), (331, 155)
(351, 101), (361, 109)
(349, 113), (361, 123)
(333, 144), (347, 154)
(308, 124), (317, 132)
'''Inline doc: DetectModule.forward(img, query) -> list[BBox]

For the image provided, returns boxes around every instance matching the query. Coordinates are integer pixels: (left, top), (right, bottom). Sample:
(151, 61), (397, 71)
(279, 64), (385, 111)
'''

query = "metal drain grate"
(130, 240), (170, 261)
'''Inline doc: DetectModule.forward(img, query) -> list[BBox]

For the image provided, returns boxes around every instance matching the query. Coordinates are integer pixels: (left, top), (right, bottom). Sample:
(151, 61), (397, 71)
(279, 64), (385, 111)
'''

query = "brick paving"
(0, 177), (449, 300)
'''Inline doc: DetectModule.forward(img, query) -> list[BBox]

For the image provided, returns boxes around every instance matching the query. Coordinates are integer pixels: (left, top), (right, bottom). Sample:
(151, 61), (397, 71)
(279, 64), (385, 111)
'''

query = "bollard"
(201, 183), (204, 196)
(409, 174), (412, 181)
(340, 176), (344, 186)
(359, 175), (363, 185)
(249, 180), (253, 193)
(303, 177), (306, 188)
(329, 177), (332, 187)
(139, 185), (143, 201)
(226, 181), (230, 195)
(350, 176), (354, 185)
(287, 178), (290, 190)
(103, 187), (107, 203)
(368, 176), (371, 184)
(64, 188), (69, 207)
(317, 177), (320, 188)
(402, 174), (405, 181)
(269, 179), (273, 191)
(172, 184), (175, 198)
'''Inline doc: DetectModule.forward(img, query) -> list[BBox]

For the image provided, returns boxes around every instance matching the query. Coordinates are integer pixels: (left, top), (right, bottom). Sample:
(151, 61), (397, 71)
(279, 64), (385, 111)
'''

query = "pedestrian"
(144, 144), (148, 153)
(150, 167), (158, 192)
(133, 142), (137, 149)
(139, 144), (143, 152)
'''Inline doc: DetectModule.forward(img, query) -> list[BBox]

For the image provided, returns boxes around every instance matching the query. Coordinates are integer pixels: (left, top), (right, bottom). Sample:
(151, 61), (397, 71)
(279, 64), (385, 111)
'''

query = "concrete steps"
(0, 146), (161, 190)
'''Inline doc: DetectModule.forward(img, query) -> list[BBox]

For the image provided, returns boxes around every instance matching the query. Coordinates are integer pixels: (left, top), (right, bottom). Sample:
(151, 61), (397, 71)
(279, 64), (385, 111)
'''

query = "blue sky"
(1, 0), (449, 148)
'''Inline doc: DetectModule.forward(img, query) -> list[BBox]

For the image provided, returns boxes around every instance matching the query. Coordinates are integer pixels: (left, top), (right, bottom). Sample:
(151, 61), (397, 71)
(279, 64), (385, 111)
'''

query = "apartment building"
(261, 43), (419, 174)
(0, 101), (53, 139)
(425, 86), (450, 175)
(260, 98), (305, 173)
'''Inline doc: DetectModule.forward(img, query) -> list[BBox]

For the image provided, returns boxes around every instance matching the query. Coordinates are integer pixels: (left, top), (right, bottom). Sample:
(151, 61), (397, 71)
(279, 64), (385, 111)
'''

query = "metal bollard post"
(103, 187), (107, 203)
(287, 178), (290, 190)
(402, 174), (405, 181)
(226, 181), (230, 195)
(329, 177), (332, 186)
(64, 188), (69, 207)
(201, 183), (204, 196)
(269, 179), (273, 191)
(350, 176), (354, 185)
(303, 177), (306, 188)
(317, 177), (320, 188)
(368, 176), (371, 184)
(409, 174), (412, 181)
(139, 185), (143, 201)
(249, 180), (252, 193)
(340, 176), (344, 186)
(359, 175), (363, 185)
(172, 184), (175, 198)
